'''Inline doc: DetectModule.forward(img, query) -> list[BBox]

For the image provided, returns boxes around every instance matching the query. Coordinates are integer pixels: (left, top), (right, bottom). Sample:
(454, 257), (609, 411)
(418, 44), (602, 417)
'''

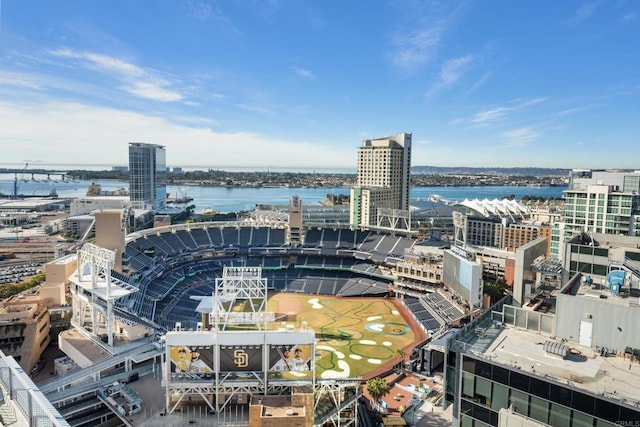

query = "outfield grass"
(267, 294), (416, 378)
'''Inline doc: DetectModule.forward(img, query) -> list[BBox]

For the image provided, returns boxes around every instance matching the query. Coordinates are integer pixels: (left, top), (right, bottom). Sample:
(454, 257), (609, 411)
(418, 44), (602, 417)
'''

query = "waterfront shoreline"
(0, 177), (566, 213)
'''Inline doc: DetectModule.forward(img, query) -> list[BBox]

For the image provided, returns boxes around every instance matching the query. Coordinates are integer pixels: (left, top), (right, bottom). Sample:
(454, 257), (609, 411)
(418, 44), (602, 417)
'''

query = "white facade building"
(350, 133), (411, 228)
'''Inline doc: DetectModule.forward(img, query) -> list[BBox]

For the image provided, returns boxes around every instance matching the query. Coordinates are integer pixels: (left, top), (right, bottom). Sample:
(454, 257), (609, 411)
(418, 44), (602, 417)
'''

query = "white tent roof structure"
(456, 198), (529, 220)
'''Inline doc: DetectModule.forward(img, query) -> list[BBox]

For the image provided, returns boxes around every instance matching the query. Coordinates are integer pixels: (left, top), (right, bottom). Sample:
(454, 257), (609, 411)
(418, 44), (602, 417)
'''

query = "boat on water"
(167, 196), (194, 204)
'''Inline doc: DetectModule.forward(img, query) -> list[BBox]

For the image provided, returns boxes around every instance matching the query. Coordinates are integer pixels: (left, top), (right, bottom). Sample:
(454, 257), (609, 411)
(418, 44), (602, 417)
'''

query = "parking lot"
(0, 261), (43, 284)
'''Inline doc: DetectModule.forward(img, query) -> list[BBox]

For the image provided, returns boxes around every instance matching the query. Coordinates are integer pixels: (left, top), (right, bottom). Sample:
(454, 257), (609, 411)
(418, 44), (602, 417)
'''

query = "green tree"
(0, 273), (46, 299)
(484, 278), (507, 303)
(394, 348), (406, 371)
(366, 377), (391, 410)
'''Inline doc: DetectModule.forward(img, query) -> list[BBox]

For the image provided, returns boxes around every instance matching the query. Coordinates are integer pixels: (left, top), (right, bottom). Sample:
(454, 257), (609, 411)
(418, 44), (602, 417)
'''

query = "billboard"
(169, 346), (213, 381)
(219, 345), (263, 372)
(267, 344), (312, 380)
(443, 249), (482, 306)
(163, 330), (315, 384)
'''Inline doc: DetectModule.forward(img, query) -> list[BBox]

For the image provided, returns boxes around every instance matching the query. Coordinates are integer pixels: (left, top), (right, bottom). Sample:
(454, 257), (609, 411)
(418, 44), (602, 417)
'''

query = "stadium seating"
(403, 296), (443, 331)
(118, 224), (416, 331)
(176, 229), (199, 250)
(189, 228), (212, 247)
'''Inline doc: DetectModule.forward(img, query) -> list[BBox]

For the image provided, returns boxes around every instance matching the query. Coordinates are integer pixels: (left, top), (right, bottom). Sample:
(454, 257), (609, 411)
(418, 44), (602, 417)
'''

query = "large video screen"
(169, 346), (213, 381)
(219, 345), (263, 372)
(443, 250), (481, 306)
(267, 344), (313, 380)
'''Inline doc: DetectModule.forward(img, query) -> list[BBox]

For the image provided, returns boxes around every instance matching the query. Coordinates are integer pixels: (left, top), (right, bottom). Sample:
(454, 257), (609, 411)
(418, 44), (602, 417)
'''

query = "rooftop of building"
(455, 320), (640, 409)
(556, 271), (640, 310)
(59, 328), (111, 364)
(48, 253), (77, 265)
(74, 196), (129, 201)
(455, 198), (529, 219)
(0, 198), (65, 210)
(568, 232), (640, 251)
(256, 395), (306, 418)
(361, 370), (446, 421)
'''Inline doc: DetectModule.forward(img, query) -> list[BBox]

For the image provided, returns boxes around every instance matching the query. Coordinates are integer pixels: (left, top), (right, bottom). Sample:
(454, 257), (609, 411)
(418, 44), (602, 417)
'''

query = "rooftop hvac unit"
(543, 340), (569, 359)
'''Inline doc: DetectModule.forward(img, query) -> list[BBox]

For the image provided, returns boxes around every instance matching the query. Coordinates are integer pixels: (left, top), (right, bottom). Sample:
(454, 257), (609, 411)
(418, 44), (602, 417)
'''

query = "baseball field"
(265, 293), (422, 378)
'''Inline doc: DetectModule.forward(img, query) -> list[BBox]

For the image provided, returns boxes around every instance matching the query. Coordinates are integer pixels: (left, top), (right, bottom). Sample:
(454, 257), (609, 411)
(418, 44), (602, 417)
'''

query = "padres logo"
(234, 349), (249, 368)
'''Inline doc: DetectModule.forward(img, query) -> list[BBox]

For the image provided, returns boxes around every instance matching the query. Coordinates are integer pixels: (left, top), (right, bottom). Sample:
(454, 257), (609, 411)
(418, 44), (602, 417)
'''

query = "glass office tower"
(128, 142), (167, 210)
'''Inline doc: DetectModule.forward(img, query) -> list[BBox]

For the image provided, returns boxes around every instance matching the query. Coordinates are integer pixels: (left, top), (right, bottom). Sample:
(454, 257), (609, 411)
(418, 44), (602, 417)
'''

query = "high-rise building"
(445, 294), (640, 427)
(350, 133), (412, 228)
(128, 142), (167, 210)
(550, 169), (640, 260)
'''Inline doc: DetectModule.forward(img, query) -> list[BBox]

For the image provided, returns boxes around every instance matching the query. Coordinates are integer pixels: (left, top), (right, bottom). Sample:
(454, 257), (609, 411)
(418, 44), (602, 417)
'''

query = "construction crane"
(12, 162), (28, 199)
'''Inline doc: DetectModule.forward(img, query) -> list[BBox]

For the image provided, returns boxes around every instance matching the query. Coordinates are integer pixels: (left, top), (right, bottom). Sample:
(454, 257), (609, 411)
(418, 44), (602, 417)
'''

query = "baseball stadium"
(57, 213), (469, 426)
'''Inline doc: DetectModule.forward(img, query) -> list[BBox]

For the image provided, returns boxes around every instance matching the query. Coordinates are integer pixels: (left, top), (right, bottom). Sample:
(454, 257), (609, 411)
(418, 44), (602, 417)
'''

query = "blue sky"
(0, 1), (638, 170)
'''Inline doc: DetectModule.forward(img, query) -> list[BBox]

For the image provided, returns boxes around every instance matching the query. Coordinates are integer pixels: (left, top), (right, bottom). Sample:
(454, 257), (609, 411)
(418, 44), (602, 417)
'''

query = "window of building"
(595, 399), (621, 423)
(549, 403), (571, 426)
(509, 389), (529, 416)
(491, 382), (509, 412)
(462, 371), (475, 399)
(474, 377), (492, 406)
(572, 411), (595, 427)
(475, 360), (492, 379)
(509, 371), (530, 392)
(571, 391), (594, 415)
(471, 403), (496, 425)
(550, 384), (572, 407)
(529, 396), (549, 425)
(491, 365), (510, 385)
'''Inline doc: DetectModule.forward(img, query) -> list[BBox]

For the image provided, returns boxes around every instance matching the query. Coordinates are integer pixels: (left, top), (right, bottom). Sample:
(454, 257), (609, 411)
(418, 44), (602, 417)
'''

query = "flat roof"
(571, 282), (635, 307)
(70, 271), (136, 299)
(75, 196), (129, 201)
(0, 199), (65, 209)
(468, 324), (640, 407)
(59, 328), (111, 364)
(49, 254), (77, 265)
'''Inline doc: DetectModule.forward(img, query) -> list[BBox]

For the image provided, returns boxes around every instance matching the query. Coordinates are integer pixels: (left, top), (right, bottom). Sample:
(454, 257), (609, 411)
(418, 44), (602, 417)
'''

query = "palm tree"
(394, 348), (406, 371)
(366, 377), (391, 412)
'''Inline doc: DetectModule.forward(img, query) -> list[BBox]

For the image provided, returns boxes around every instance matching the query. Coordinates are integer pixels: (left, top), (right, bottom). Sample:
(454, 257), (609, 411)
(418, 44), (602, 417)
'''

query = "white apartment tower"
(350, 133), (412, 228)
(550, 169), (640, 260)
(128, 142), (167, 210)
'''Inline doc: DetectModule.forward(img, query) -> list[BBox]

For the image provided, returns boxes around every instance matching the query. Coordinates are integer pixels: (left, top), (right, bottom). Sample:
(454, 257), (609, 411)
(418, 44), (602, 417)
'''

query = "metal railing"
(0, 350), (69, 426)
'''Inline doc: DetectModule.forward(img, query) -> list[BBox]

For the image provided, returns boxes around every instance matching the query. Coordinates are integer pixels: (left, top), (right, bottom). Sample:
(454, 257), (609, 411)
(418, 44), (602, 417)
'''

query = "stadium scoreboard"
(165, 330), (315, 383)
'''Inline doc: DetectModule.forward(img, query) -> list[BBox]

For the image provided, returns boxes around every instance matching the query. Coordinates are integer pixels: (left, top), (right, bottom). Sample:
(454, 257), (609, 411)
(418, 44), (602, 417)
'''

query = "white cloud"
(471, 107), (509, 124)
(0, 71), (42, 89)
(424, 54), (475, 99)
(51, 48), (144, 77)
(566, 1), (601, 24)
(555, 104), (597, 117)
(470, 98), (545, 125)
(465, 72), (491, 95)
(0, 100), (350, 168)
(183, 0), (214, 20)
(236, 103), (273, 114)
(389, 26), (443, 70)
(621, 12), (637, 22)
(387, 1), (468, 73)
(181, 0), (243, 35)
(500, 127), (541, 147)
(439, 55), (473, 86)
(126, 81), (183, 102)
(293, 66), (316, 79)
(49, 48), (185, 102)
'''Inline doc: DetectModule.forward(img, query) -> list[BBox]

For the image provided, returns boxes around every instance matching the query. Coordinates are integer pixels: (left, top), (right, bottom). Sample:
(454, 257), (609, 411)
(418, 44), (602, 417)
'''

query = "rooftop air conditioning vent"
(544, 340), (569, 359)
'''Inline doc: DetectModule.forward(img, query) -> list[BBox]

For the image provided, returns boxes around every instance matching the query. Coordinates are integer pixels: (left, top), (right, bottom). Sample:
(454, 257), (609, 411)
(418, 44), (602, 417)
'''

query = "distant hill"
(411, 166), (570, 176)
